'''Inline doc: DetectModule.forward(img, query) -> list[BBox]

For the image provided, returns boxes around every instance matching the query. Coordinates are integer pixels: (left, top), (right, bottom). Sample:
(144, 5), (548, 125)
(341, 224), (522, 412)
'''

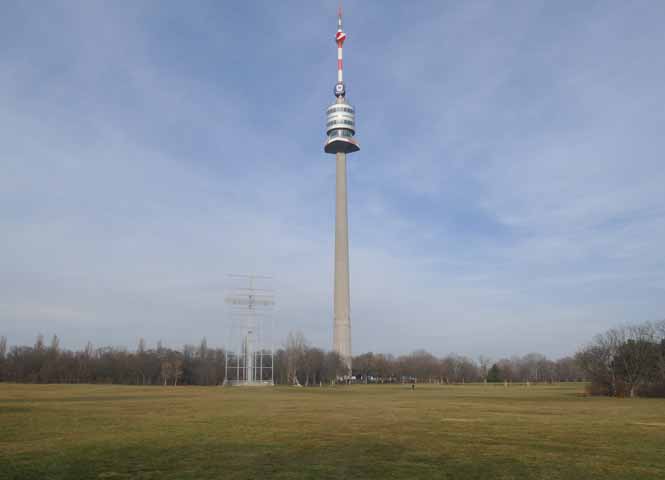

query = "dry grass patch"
(1, 383), (664, 479)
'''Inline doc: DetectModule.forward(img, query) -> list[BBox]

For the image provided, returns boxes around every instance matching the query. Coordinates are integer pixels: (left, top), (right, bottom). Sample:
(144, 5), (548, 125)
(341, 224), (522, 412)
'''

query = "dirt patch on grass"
(633, 422), (665, 427)
(440, 417), (480, 422)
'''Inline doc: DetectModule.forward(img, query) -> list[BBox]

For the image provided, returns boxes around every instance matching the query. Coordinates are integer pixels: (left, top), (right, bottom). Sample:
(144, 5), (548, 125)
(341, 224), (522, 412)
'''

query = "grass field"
(1, 383), (665, 479)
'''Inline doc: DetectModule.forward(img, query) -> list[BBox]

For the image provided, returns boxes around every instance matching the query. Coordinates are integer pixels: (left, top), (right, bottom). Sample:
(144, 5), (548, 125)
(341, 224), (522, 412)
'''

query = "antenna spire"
(334, 2), (347, 91)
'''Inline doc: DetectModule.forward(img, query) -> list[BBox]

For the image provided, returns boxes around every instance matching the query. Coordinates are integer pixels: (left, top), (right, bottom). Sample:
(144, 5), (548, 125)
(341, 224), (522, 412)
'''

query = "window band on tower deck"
(326, 119), (355, 128)
(328, 129), (354, 138)
(326, 106), (355, 114)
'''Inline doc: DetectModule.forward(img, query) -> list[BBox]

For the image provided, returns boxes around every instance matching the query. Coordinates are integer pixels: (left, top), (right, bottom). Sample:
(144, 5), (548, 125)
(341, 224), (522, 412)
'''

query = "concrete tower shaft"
(333, 151), (352, 370)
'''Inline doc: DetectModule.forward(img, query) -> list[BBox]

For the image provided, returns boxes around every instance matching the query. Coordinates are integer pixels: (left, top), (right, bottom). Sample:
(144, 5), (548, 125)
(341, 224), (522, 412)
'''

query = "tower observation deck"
(324, 6), (358, 376)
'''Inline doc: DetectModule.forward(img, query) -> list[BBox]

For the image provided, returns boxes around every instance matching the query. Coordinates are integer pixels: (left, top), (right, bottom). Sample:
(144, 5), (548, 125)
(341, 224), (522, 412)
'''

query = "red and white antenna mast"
(335, 5), (347, 88)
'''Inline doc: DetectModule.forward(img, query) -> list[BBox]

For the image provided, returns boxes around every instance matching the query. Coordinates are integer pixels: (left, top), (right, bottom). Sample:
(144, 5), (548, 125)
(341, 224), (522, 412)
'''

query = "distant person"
(411, 382), (415, 391)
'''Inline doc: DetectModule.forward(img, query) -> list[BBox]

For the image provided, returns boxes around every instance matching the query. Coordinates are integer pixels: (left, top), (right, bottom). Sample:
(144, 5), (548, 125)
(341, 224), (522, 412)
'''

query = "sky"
(1, 1), (664, 360)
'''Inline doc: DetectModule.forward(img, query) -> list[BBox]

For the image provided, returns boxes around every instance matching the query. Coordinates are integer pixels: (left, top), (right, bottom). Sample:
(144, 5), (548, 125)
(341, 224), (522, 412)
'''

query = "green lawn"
(1, 383), (664, 479)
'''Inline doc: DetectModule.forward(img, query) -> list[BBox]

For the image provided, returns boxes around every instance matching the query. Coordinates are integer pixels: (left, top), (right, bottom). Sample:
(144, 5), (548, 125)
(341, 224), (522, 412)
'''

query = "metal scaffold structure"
(224, 274), (275, 386)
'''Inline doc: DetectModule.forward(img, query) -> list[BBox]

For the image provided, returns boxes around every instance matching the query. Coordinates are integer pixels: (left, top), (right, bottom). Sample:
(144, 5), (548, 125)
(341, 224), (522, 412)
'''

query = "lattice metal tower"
(224, 275), (275, 386)
(324, 6), (359, 375)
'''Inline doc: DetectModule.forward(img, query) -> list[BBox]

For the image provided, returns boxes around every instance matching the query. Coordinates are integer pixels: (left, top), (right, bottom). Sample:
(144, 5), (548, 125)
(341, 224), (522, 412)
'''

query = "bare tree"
(439, 356), (456, 384)
(457, 356), (481, 383)
(198, 337), (208, 358)
(655, 320), (665, 339)
(478, 355), (491, 383)
(34, 334), (45, 353)
(654, 320), (665, 386)
(496, 358), (515, 383)
(373, 353), (395, 383)
(354, 352), (375, 383)
(576, 338), (619, 396)
(616, 324), (658, 397)
(193, 338), (212, 385)
(322, 351), (346, 384)
(302, 347), (325, 386)
(555, 357), (583, 382)
(49, 335), (60, 354)
(0, 336), (6, 381)
(160, 359), (172, 386)
(173, 358), (183, 386)
(577, 325), (652, 396)
(135, 339), (147, 384)
(598, 329), (622, 395)
(285, 331), (306, 386)
(274, 348), (289, 384)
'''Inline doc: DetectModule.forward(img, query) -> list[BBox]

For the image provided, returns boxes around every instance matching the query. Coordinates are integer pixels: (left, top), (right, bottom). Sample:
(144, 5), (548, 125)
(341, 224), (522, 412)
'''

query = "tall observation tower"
(324, 6), (359, 375)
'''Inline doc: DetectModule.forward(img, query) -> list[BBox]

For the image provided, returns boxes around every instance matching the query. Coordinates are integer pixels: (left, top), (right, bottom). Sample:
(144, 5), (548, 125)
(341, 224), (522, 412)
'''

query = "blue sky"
(2, 1), (664, 359)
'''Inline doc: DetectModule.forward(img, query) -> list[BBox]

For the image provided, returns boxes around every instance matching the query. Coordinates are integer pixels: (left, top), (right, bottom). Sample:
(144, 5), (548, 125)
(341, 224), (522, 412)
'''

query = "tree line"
(575, 320), (665, 397)
(0, 331), (583, 386)
(346, 350), (583, 384)
(3, 320), (663, 396)
(0, 335), (227, 386)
